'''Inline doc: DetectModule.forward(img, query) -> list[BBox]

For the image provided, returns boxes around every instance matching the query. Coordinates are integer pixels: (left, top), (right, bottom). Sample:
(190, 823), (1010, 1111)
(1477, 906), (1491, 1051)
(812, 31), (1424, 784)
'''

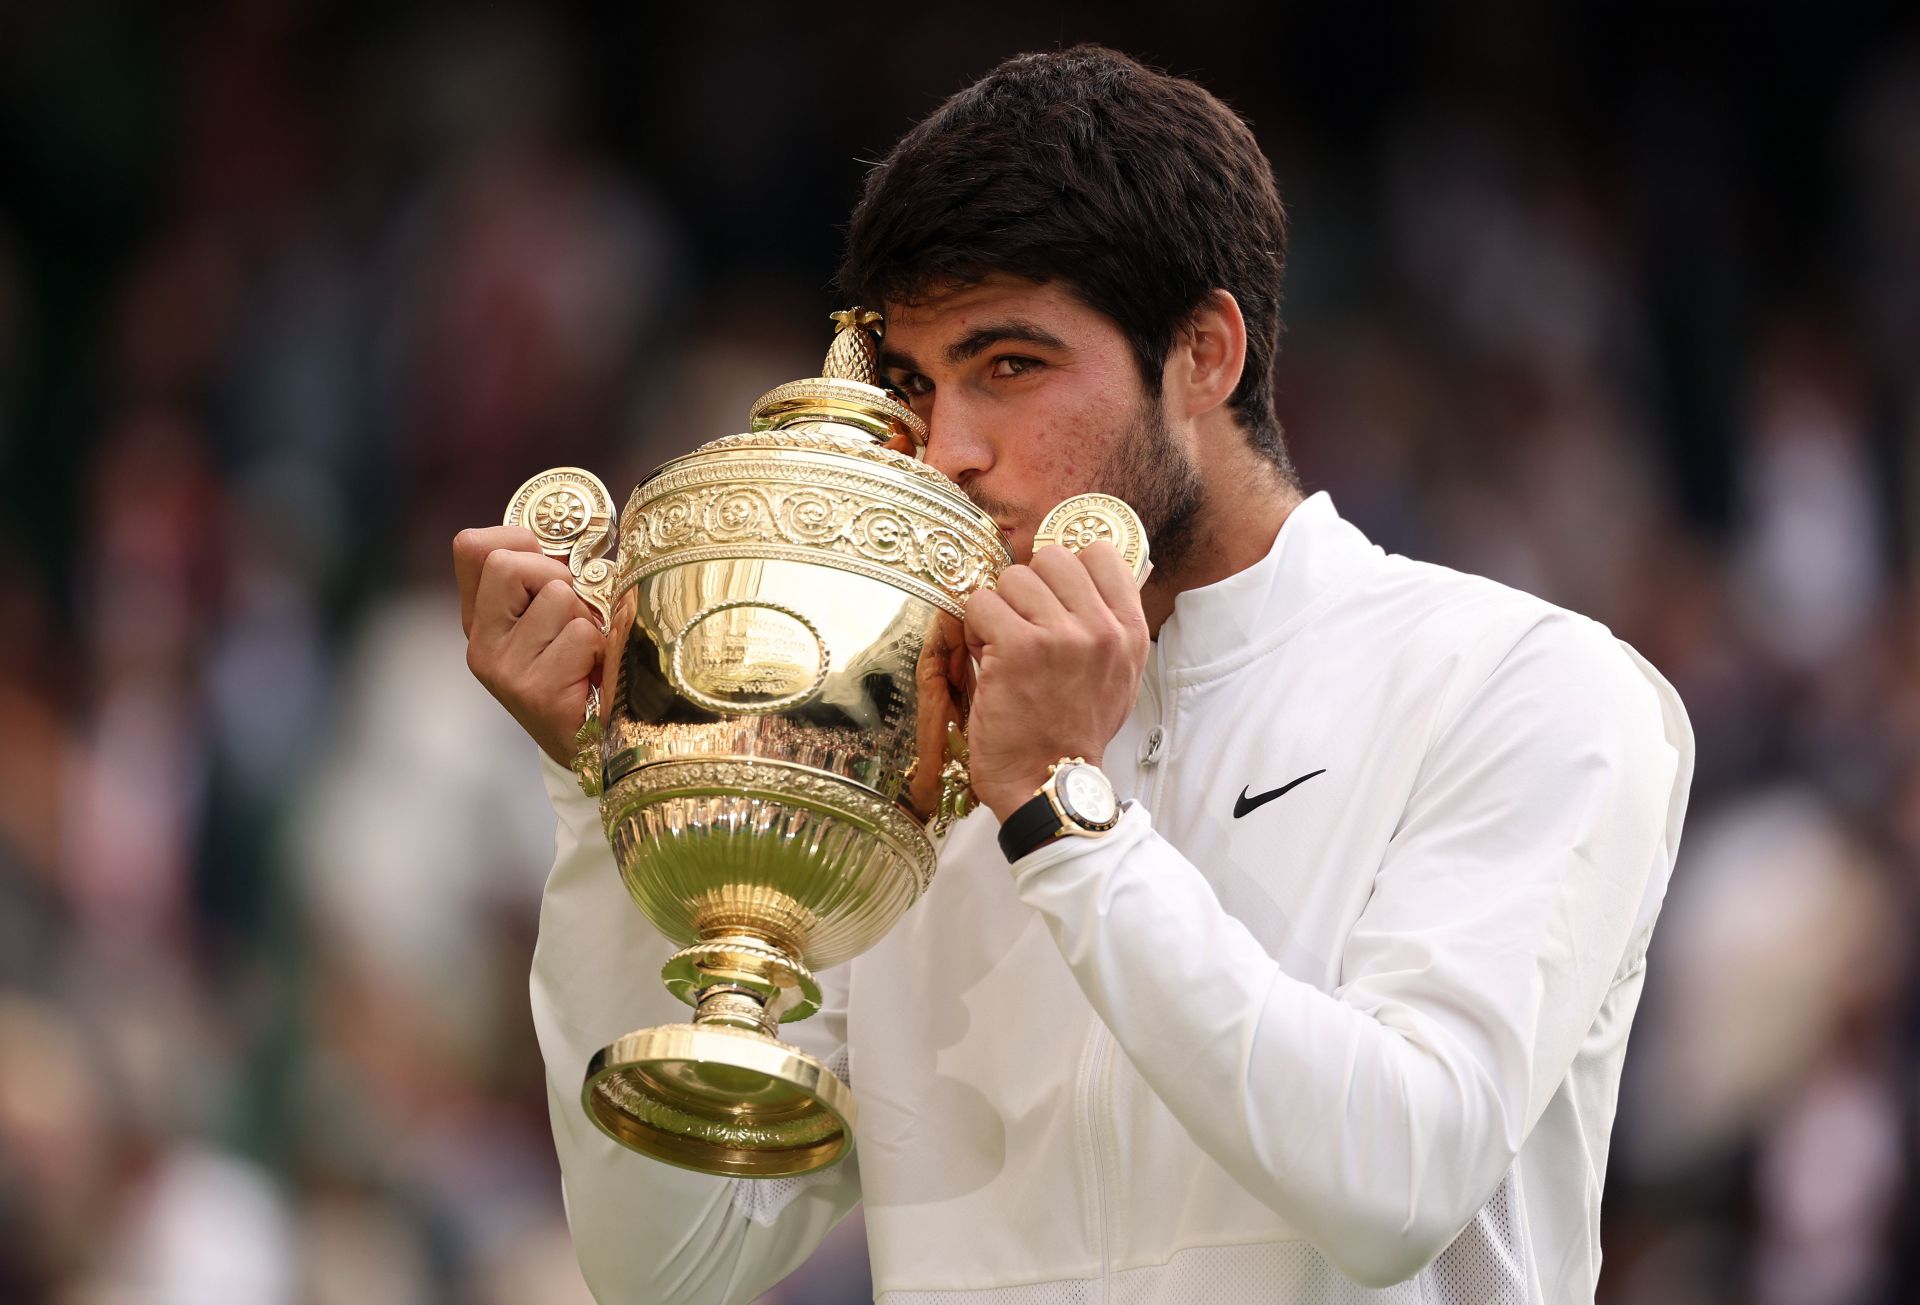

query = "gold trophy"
(506, 310), (1145, 1178)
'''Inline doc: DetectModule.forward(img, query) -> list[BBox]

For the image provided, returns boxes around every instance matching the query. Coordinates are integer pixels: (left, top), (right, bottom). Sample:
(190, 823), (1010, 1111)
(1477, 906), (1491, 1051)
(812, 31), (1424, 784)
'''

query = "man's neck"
(1141, 458), (1302, 637)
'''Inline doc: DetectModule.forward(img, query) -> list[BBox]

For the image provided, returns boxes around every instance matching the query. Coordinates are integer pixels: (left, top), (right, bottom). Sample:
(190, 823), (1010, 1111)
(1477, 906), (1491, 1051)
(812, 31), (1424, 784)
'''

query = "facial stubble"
(1095, 393), (1205, 579)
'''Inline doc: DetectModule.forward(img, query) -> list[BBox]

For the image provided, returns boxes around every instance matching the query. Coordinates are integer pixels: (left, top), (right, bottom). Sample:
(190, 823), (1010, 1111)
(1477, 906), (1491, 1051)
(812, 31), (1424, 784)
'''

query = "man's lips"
(994, 522), (1036, 563)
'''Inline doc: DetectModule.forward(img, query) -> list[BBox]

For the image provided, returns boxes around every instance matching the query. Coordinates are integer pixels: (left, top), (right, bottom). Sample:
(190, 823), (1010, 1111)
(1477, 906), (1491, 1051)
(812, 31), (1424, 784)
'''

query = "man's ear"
(1164, 289), (1248, 421)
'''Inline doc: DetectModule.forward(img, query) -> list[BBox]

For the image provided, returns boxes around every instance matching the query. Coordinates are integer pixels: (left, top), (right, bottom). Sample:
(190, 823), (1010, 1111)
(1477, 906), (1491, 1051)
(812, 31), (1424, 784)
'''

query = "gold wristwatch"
(997, 757), (1121, 862)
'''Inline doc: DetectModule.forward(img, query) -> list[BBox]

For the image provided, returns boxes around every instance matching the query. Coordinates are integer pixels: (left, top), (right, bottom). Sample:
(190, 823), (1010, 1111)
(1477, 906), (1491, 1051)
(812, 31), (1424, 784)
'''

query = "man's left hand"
(963, 541), (1149, 821)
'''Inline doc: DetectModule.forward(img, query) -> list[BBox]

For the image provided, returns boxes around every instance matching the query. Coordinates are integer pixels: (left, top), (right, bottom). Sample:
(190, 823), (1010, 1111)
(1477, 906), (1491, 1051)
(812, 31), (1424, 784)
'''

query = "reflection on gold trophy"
(506, 310), (1143, 1178)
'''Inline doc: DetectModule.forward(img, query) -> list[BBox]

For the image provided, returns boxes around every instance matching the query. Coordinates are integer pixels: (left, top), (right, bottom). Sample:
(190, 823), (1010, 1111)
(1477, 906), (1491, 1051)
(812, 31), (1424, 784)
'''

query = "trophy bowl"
(507, 310), (1008, 1177)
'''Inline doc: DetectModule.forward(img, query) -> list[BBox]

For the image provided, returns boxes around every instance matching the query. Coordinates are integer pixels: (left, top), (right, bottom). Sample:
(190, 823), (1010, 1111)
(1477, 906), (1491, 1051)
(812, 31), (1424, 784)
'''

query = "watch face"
(1059, 765), (1119, 827)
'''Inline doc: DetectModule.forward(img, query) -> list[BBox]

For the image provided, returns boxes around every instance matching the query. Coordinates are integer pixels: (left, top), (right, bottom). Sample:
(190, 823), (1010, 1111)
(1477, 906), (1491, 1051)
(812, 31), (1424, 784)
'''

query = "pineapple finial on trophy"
(824, 307), (886, 383)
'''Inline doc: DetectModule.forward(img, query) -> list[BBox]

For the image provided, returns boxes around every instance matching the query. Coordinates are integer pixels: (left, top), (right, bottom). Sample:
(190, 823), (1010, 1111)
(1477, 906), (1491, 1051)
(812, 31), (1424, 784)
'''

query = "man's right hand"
(454, 526), (604, 768)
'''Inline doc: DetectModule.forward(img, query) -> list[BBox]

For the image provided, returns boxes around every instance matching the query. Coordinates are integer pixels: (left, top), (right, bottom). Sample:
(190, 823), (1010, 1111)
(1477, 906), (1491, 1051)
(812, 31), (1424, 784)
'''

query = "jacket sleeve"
(1009, 615), (1693, 1288)
(529, 755), (862, 1304)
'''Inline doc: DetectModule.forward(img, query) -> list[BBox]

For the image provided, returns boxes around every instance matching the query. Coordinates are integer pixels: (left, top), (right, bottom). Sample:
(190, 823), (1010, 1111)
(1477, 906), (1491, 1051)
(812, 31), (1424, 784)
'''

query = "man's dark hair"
(838, 44), (1293, 474)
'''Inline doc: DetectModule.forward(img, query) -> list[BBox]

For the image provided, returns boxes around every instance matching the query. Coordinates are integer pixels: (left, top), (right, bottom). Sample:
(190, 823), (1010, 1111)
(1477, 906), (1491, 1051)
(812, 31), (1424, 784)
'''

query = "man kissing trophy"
(456, 46), (1690, 1305)
(498, 307), (1148, 1178)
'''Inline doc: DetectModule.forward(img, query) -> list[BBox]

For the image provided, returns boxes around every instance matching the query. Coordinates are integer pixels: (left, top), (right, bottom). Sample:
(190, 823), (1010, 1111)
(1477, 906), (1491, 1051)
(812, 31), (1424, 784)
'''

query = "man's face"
(881, 275), (1203, 568)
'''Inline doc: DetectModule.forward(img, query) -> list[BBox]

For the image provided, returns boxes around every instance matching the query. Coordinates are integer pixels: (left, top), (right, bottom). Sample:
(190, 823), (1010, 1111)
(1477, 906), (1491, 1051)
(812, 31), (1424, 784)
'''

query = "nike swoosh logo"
(1233, 769), (1327, 818)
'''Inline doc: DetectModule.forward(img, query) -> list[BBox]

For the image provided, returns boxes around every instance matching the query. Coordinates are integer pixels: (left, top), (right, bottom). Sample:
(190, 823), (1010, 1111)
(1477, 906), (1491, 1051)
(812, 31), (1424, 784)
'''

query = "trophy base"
(583, 1023), (855, 1177)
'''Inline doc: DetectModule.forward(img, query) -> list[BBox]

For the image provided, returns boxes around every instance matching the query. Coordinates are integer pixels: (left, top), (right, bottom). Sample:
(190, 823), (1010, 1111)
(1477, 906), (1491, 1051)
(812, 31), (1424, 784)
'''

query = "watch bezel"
(1044, 759), (1120, 836)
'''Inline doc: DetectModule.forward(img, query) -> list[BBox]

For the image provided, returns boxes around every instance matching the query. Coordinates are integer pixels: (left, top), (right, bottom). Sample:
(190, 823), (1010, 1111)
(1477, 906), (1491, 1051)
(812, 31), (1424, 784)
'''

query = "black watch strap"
(998, 792), (1063, 863)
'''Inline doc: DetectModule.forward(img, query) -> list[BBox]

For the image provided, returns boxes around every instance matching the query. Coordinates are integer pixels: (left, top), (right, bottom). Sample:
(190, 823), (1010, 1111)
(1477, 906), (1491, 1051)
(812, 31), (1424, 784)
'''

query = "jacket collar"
(1155, 491), (1384, 682)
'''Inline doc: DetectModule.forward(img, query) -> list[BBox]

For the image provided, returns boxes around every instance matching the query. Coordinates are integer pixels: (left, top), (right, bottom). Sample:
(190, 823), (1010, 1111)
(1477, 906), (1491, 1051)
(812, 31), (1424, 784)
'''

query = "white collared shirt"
(529, 492), (1695, 1304)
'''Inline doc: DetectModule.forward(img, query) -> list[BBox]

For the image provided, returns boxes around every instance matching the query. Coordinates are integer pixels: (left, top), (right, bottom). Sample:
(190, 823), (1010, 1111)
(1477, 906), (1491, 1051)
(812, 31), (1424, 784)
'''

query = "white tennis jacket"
(529, 491), (1695, 1304)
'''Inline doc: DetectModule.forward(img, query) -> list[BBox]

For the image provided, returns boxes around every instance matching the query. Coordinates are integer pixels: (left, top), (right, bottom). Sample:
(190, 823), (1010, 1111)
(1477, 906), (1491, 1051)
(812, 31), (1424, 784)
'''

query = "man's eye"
(890, 372), (933, 398)
(989, 355), (1041, 379)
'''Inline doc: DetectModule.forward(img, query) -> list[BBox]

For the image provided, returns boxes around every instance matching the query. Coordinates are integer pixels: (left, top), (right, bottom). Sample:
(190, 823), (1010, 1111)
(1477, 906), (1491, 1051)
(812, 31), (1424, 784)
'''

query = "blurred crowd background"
(1, 2), (1916, 1302)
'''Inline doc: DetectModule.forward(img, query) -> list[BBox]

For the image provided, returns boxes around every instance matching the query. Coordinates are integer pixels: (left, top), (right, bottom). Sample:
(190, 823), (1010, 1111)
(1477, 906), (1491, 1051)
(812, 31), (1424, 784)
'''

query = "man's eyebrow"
(944, 320), (1068, 364)
(879, 320), (1070, 377)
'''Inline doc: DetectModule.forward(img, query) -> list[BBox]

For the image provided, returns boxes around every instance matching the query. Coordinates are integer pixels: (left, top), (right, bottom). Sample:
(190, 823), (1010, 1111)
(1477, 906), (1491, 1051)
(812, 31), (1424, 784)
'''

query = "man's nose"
(921, 399), (994, 482)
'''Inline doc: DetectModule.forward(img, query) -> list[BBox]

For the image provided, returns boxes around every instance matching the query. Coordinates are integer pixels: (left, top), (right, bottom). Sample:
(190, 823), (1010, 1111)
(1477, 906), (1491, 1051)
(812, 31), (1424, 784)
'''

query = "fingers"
(473, 549), (573, 642)
(1076, 541), (1148, 632)
(455, 523), (606, 767)
(1007, 543), (1143, 631)
(967, 543), (1145, 660)
(454, 526), (543, 635)
(533, 616), (604, 687)
(964, 586), (1019, 661)
(508, 577), (595, 662)
(1029, 545), (1107, 617)
(992, 564), (1069, 627)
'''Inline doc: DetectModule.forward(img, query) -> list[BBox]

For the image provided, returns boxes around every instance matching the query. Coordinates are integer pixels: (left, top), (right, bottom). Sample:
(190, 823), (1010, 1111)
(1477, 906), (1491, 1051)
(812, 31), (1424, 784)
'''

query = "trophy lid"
(746, 308), (930, 448)
(618, 308), (1010, 618)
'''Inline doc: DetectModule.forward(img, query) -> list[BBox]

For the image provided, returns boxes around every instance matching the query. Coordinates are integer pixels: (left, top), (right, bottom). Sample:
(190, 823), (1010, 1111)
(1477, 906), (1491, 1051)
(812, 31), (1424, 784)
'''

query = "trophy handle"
(503, 466), (620, 630)
(505, 467), (620, 795)
(929, 721), (977, 839)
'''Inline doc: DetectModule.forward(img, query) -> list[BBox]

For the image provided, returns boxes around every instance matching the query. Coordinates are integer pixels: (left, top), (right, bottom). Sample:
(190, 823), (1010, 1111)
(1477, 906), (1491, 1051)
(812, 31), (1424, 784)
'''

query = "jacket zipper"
(1079, 647), (1172, 1298)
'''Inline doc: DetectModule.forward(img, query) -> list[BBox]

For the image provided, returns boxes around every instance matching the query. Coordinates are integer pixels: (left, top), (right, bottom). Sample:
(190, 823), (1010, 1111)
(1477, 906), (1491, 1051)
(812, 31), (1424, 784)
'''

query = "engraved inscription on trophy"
(671, 601), (830, 714)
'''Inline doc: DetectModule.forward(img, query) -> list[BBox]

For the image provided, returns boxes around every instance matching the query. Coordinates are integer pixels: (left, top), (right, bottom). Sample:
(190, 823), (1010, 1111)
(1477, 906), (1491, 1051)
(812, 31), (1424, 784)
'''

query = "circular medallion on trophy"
(505, 467), (617, 557)
(1034, 493), (1152, 585)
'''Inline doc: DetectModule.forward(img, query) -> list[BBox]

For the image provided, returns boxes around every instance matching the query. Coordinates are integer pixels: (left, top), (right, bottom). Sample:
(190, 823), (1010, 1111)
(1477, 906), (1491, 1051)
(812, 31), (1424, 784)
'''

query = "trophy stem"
(661, 933), (824, 1024)
(692, 987), (779, 1038)
(583, 932), (852, 1177)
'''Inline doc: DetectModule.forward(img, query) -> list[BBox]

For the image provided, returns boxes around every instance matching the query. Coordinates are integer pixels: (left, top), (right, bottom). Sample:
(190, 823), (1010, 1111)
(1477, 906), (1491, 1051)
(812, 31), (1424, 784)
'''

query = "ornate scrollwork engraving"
(611, 455), (1005, 617)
